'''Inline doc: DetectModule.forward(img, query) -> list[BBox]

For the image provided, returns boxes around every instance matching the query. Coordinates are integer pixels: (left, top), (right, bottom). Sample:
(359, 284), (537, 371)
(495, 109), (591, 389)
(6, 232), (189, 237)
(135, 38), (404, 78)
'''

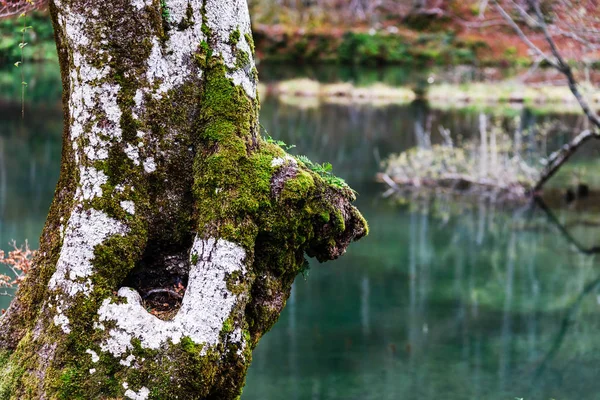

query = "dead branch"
(493, 1), (559, 68)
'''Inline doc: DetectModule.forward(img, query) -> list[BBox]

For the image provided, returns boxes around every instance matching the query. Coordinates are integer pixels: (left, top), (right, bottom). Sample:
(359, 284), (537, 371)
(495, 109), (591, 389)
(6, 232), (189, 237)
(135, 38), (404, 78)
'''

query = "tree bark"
(0, 1), (367, 399)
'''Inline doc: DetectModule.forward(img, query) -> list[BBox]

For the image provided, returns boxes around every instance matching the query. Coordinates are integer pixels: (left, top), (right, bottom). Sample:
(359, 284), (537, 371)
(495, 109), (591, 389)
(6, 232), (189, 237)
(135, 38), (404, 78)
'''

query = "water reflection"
(245, 195), (600, 400)
(259, 96), (600, 189)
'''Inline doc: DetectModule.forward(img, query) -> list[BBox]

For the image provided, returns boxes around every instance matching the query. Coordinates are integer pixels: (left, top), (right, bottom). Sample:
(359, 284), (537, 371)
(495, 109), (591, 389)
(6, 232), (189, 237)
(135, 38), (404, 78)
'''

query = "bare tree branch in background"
(0, 0), (45, 19)
(492, 0), (600, 191)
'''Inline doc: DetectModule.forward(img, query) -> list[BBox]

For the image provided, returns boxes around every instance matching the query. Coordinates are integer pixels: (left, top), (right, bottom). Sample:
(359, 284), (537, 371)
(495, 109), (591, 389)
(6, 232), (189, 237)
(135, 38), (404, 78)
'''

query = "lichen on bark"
(0, 0), (367, 399)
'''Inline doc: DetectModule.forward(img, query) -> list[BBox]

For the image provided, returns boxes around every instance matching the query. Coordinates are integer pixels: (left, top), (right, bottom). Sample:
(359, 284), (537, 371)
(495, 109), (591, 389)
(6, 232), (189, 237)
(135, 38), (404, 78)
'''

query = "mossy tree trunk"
(0, 0), (367, 398)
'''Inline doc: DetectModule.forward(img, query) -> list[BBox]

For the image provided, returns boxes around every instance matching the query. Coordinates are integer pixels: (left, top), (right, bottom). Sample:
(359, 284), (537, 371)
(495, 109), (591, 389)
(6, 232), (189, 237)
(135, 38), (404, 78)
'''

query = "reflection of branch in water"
(534, 275), (600, 380)
(534, 197), (600, 254)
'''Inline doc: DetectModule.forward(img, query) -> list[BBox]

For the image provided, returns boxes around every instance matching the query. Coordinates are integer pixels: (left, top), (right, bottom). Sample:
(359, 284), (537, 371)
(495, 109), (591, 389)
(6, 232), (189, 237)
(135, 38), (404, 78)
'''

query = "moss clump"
(229, 28), (241, 46)
(244, 33), (255, 54)
(192, 29), (366, 374)
(201, 22), (211, 38)
(160, 0), (170, 23)
(0, 351), (18, 399)
(178, 3), (195, 30)
(235, 49), (250, 69)
(57, 368), (87, 400)
(281, 170), (314, 201)
(222, 317), (234, 333)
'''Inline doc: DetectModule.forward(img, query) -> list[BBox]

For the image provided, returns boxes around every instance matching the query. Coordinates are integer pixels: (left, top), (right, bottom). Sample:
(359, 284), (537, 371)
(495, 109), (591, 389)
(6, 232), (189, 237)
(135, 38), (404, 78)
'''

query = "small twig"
(493, 0), (559, 69)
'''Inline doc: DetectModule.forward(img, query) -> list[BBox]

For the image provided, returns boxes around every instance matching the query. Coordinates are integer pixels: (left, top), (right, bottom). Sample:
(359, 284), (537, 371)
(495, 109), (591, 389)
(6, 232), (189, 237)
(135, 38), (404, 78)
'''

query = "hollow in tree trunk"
(0, 0), (367, 398)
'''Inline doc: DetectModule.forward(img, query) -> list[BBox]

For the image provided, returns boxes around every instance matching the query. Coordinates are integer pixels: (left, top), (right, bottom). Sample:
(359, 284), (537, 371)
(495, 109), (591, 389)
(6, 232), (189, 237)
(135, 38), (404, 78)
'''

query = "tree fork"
(0, 1), (367, 399)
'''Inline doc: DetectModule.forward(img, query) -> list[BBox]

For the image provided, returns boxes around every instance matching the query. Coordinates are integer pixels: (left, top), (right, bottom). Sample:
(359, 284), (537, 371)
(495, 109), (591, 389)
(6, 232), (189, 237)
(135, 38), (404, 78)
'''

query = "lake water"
(2, 63), (600, 399)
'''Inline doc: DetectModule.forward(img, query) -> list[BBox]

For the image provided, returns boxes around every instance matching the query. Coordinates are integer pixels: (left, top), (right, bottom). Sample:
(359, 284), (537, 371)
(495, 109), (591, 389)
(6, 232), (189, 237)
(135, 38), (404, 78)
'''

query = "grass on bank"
(259, 78), (600, 109)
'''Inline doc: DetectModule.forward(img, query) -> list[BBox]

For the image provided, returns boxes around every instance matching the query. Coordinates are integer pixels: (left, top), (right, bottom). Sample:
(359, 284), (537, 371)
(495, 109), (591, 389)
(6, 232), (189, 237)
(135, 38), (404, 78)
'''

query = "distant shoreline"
(259, 78), (600, 113)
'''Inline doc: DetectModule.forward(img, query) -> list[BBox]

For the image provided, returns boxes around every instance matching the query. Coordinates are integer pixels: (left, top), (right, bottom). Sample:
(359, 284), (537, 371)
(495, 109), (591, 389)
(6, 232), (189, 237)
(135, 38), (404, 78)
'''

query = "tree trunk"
(0, 1), (367, 398)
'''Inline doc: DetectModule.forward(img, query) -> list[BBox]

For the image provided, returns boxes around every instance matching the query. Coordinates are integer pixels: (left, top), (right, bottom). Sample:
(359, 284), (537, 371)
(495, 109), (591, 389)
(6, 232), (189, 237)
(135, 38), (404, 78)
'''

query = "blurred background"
(2, 1), (600, 399)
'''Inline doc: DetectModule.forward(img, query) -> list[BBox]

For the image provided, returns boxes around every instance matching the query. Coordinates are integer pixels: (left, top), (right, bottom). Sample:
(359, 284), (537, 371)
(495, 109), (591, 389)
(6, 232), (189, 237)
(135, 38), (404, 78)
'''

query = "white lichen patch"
(53, 314), (71, 334)
(120, 354), (136, 367)
(77, 166), (108, 201)
(271, 158), (285, 168)
(131, 0), (152, 10)
(49, 208), (128, 297)
(271, 155), (297, 168)
(125, 387), (150, 400)
(93, 322), (106, 331)
(134, 90), (144, 108)
(83, 133), (109, 161)
(120, 200), (136, 215)
(204, 0), (257, 98)
(230, 327), (246, 357)
(97, 238), (247, 357)
(143, 157), (157, 173)
(54, 5), (127, 207)
(146, 0), (205, 95)
(86, 349), (100, 363)
(124, 143), (141, 166)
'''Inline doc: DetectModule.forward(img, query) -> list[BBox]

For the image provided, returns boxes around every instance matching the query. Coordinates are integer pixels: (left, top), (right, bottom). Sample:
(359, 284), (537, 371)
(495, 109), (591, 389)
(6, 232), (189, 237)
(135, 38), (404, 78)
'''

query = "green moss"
(201, 23), (211, 37)
(0, 351), (18, 400)
(244, 33), (255, 54)
(235, 49), (250, 70)
(222, 317), (234, 333)
(229, 28), (241, 46)
(192, 40), (366, 362)
(178, 3), (195, 30)
(57, 368), (86, 400)
(160, 0), (170, 22)
(281, 170), (314, 201)
(0, 352), (9, 370)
